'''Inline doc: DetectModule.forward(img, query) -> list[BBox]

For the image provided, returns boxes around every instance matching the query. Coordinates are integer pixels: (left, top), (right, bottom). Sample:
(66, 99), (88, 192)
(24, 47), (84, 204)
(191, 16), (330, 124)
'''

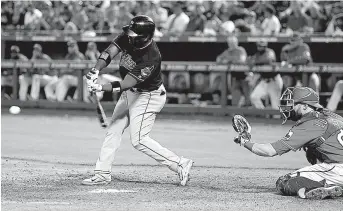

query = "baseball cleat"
(298, 186), (343, 199)
(82, 174), (111, 186)
(178, 157), (194, 186)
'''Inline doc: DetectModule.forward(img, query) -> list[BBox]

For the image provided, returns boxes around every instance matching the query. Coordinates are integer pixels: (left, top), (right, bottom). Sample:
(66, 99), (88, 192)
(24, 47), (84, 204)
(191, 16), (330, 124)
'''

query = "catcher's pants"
(327, 80), (343, 112)
(30, 74), (58, 100)
(250, 74), (283, 110)
(94, 84), (181, 174)
(19, 75), (32, 101)
(290, 163), (343, 186)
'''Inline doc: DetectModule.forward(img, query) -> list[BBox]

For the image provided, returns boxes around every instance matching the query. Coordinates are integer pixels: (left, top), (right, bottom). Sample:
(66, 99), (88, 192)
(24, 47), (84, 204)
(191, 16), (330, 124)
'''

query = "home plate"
(89, 189), (138, 193)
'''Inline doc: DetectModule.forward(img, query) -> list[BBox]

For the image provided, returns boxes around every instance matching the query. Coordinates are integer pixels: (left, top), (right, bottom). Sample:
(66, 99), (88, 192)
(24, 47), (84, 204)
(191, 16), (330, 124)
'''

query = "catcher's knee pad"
(276, 173), (324, 196)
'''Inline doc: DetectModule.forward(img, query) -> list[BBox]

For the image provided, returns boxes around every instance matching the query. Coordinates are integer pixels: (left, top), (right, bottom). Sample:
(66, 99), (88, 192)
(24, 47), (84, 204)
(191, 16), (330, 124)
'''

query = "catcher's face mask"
(279, 88), (297, 124)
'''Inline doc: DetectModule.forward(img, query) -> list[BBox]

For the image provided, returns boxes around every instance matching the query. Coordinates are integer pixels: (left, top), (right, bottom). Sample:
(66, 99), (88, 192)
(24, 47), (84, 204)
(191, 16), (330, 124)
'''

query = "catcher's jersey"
(112, 33), (162, 91)
(271, 110), (343, 163)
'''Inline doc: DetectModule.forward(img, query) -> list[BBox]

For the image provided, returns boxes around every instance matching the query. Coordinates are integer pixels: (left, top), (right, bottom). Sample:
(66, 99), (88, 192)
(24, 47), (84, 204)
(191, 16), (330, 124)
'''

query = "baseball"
(9, 106), (21, 115)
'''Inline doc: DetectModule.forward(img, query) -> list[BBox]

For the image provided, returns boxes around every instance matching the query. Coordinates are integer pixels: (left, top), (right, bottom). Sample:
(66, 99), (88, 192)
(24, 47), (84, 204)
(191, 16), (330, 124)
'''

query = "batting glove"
(86, 68), (99, 83)
(89, 83), (103, 92)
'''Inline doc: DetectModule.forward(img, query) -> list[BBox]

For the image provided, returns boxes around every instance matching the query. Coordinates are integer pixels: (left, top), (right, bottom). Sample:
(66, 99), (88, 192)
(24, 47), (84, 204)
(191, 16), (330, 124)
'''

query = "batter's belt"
(130, 84), (162, 92)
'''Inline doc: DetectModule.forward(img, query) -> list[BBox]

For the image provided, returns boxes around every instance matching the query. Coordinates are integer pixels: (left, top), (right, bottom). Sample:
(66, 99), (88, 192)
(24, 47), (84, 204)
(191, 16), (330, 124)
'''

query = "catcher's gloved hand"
(234, 135), (250, 145)
(232, 114), (252, 146)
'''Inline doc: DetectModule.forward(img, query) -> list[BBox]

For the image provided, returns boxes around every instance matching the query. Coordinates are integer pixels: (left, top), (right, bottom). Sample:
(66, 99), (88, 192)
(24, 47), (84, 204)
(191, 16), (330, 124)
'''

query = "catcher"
(233, 86), (343, 199)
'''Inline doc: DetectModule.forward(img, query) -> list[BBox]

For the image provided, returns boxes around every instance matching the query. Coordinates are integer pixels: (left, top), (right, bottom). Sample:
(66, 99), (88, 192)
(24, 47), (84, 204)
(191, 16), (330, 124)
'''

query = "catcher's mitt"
(232, 114), (252, 145)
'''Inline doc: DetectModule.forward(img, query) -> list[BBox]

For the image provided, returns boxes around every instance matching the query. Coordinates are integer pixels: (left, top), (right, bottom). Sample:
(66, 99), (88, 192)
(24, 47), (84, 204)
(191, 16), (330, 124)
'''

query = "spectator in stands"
(150, 0), (168, 30)
(85, 6), (104, 34)
(103, 1), (119, 33)
(327, 80), (343, 112)
(260, 4), (281, 35)
(280, 1), (313, 34)
(216, 36), (251, 107)
(249, 41), (283, 110)
(24, 2), (43, 30)
(218, 6), (236, 36)
(163, 1), (190, 37)
(1, 46), (28, 100)
(29, 44), (57, 101)
(12, 2), (26, 29)
(116, 2), (134, 29)
(1, 2), (14, 29)
(136, 1), (153, 17)
(39, 6), (55, 30)
(280, 33), (320, 93)
(67, 1), (89, 33)
(234, 11), (259, 35)
(325, 14), (343, 36)
(306, 2), (327, 33)
(203, 19), (221, 36)
(204, 0), (219, 21)
(45, 39), (86, 102)
(184, 2), (206, 35)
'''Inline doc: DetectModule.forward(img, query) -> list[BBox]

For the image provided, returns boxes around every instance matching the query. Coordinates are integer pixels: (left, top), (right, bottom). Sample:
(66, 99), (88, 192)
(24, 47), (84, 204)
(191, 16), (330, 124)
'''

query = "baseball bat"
(91, 92), (108, 128)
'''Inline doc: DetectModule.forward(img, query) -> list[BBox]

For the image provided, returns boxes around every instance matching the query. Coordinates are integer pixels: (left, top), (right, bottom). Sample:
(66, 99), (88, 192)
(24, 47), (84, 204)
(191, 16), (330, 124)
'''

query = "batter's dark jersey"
(112, 33), (162, 91)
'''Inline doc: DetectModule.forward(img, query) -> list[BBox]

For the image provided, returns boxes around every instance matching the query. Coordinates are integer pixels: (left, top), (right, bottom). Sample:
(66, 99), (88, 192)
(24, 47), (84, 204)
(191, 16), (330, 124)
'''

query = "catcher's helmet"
(122, 15), (155, 49)
(279, 87), (323, 124)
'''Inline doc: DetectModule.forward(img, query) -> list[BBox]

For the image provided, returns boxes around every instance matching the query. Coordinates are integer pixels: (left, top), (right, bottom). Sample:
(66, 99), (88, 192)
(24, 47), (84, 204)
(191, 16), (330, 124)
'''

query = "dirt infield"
(1, 110), (342, 211)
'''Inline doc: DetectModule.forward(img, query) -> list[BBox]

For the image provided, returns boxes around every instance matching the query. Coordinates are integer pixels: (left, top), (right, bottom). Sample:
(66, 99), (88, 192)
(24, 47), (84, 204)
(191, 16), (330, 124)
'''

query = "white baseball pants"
(94, 84), (181, 174)
(291, 163), (343, 186)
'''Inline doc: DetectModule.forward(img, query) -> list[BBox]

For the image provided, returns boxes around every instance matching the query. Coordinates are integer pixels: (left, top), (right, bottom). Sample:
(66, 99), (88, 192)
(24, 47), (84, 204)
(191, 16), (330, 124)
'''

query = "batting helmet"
(123, 15), (155, 49)
(279, 87), (323, 124)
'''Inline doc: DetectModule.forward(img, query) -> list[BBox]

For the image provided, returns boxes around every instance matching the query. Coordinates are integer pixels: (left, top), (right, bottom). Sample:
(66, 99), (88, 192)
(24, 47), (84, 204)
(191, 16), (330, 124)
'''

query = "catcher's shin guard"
(276, 174), (324, 196)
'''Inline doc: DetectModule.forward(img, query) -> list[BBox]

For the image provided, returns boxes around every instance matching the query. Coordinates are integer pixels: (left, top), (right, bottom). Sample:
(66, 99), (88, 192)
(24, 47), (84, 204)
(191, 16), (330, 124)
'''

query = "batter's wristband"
(111, 81), (121, 92)
(244, 142), (254, 151)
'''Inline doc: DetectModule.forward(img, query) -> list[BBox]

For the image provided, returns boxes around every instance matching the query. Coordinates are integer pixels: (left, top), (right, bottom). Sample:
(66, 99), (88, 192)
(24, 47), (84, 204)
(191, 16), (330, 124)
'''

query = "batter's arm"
(101, 74), (137, 92)
(244, 142), (278, 157)
(94, 43), (121, 71)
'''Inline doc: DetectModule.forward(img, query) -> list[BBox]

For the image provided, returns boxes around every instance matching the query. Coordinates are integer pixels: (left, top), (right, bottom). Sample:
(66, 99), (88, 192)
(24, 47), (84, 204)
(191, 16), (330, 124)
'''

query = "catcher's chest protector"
(297, 111), (343, 163)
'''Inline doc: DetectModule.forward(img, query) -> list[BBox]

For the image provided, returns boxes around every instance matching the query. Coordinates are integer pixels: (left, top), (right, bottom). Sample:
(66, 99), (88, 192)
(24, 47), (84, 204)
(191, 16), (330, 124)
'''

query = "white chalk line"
(89, 189), (138, 193)
(2, 201), (71, 205)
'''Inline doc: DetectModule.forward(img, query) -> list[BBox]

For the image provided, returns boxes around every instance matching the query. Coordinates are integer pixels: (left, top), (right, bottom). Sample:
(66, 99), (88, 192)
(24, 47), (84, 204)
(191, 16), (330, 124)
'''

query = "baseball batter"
(234, 87), (343, 199)
(82, 15), (193, 186)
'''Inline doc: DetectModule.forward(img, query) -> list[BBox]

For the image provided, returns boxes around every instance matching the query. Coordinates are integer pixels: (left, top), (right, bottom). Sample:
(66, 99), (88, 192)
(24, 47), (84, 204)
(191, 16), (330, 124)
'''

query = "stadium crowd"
(1, 0), (343, 36)
(1, 1), (343, 111)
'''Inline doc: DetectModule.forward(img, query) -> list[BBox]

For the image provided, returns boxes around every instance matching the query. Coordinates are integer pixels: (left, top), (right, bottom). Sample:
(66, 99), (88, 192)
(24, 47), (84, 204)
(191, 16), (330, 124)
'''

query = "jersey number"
(338, 129), (343, 147)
